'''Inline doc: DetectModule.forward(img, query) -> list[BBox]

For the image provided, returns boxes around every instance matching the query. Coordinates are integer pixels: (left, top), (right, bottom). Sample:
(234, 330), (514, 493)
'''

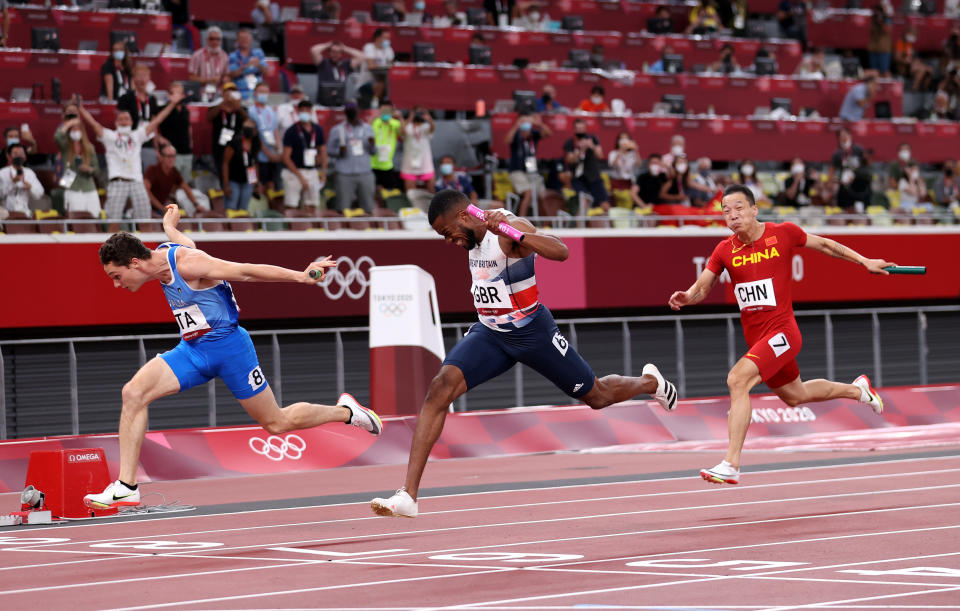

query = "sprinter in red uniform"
(669, 185), (892, 485)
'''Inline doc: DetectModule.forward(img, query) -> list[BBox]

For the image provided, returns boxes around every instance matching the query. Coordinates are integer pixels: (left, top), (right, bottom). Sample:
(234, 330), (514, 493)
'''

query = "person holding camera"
(327, 99), (376, 213)
(0, 143), (43, 216)
(400, 105), (436, 196)
(54, 115), (101, 217)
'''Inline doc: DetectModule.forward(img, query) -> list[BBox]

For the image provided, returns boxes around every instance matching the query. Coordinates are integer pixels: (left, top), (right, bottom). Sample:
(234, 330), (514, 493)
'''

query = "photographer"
(0, 143), (44, 216)
(400, 105), (436, 195)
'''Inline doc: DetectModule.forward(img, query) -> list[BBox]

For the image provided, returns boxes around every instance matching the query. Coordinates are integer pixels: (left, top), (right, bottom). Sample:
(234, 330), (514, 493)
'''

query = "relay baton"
(309, 269), (323, 279)
(884, 266), (926, 275)
(466, 204), (525, 242)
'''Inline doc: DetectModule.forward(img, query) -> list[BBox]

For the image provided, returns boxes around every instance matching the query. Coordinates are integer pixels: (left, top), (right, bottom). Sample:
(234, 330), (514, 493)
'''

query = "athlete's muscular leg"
(725, 358), (763, 469)
(773, 377), (861, 407)
(239, 387), (350, 435)
(403, 364), (468, 500)
(580, 373), (659, 409)
(118, 357), (181, 484)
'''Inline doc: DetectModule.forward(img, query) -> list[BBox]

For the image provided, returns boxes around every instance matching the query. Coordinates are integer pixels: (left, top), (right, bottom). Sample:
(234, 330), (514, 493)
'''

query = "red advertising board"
(1, 230), (957, 329)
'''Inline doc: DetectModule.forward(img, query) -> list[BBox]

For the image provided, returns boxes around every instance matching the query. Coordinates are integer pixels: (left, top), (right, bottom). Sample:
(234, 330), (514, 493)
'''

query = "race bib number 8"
(734, 278), (777, 310)
(173, 304), (212, 340)
(471, 279), (511, 309)
(248, 366), (266, 391)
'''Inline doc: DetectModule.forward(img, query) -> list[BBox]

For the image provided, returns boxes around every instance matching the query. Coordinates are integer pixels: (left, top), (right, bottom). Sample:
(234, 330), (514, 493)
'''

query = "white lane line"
(11, 453), (960, 540)
(756, 585), (960, 611)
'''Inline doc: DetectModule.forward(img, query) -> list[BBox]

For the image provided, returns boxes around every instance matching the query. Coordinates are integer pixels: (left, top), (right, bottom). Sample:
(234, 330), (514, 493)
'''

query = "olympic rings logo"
(379, 302), (407, 316)
(248, 434), (306, 461)
(316, 256), (375, 300)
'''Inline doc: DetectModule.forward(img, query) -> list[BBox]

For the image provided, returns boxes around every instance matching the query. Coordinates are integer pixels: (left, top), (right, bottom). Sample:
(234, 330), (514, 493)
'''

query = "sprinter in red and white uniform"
(669, 185), (892, 485)
(371, 190), (678, 518)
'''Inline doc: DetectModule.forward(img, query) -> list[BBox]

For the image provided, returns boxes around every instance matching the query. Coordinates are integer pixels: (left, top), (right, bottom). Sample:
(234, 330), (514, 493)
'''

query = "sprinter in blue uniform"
(85, 205), (383, 509)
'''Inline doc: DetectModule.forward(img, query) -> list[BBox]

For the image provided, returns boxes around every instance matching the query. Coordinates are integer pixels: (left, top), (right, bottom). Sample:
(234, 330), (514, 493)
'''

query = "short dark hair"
(6, 143), (25, 157)
(297, 99), (313, 110)
(373, 28), (385, 40)
(428, 189), (469, 225)
(99, 232), (152, 267)
(723, 184), (756, 207)
(4, 126), (16, 138)
(590, 85), (605, 95)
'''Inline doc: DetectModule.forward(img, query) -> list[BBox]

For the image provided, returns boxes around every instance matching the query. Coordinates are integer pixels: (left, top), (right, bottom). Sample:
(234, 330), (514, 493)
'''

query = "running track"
(1, 447), (959, 610)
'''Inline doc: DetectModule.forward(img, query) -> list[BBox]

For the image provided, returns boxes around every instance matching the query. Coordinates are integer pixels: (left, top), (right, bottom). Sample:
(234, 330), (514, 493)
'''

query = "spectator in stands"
(277, 85), (309, 134)
(686, 0), (720, 36)
(484, 0), (515, 27)
(434, 0), (466, 27)
(708, 44), (740, 75)
(514, 1), (550, 31)
(830, 126), (872, 211)
(400, 106), (436, 195)
(403, 0), (433, 24)
(897, 161), (934, 213)
(228, 29), (267, 101)
(921, 89), (958, 121)
(371, 100), (403, 192)
(505, 112), (551, 217)
(607, 131), (646, 208)
(839, 76), (878, 122)
(158, 82), (194, 182)
(589, 45), (611, 70)
(887, 142), (914, 190)
(328, 100), (377, 213)
(222, 120), (262, 211)
(893, 26), (918, 80)
(689, 157), (719, 206)
(647, 45), (675, 75)
(736, 160), (771, 206)
(659, 156), (690, 206)
(536, 85), (564, 113)
(796, 48), (827, 79)
(320, 0), (341, 19)
(145, 144), (210, 217)
(435, 155), (478, 204)
(312, 41), (363, 90)
(662, 134), (686, 167)
(207, 82), (248, 179)
(576, 86), (610, 113)
(563, 119), (609, 212)
(118, 63), (166, 169)
(360, 29), (394, 108)
(101, 41), (133, 102)
(251, 0), (283, 58)
(941, 30), (960, 76)
(0, 144), (43, 217)
(390, 0), (409, 21)
(638, 153), (667, 205)
(646, 6), (674, 34)
(728, 0), (748, 37)
(282, 99), (327, 211)
(868, 4), (892, 77)
(248, 82), (282, 191)
(79, 92), (183, 230)
(933, 161), (959, 209)
(189, 27), (230, 87)
(779, 157), (815, 208)
(54, 116), (101, 217)
(751, 47), (777, 75)
(4, 125), (36, 157)
(777, 0), (807, 43)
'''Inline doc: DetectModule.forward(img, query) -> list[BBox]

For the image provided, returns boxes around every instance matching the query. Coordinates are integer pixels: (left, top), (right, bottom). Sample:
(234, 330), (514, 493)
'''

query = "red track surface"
(1, 448), (959, 610)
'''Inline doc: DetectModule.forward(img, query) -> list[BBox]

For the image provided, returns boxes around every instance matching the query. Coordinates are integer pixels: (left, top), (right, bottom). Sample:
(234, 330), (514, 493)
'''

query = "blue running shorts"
(160, 326), (268, 400)
(443, 306), (596, 398)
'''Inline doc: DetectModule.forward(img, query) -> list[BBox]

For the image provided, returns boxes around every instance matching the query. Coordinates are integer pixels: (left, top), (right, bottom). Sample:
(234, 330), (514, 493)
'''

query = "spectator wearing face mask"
(780, 157), (815, 208)
(737, 160), (771, 206)
(607, 131), (646, 208)
(659, 155), (690, 205)
(403, 0), (433, 24)
(223, 120), (262, 211)
(536, 85), (564, 113)
(282, 100), (327, 212)
(3, 125), (36, 159)
(514, 1), (550, 31)
(577, 86), (610, 113)
(434, 155), (478, 204)
(207, 82), (249, 178)
(101, 41), (133, 102)
(370, 100), (403, 192)
(54, 114), (101, 217)
(0, 144), (44, 217)
(829, 127), (871, 210)
(709, 44), (740, 75)
(689, 157), (719, 206)
(400, 105), (436, 195)
(505, 112), (551, 218)
(897, 161), (934, 213)
(638, 153), (667, 205)
(277, 85), (310, 134)
(886, 143), (914, 190)
(248, 82), (283, 191)
(662, 134), (686, 168)
(933, 160), (960, 210)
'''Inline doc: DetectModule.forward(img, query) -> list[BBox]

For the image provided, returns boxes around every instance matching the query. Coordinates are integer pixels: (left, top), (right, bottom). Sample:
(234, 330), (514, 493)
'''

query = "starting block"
(23, 449), (118, 518)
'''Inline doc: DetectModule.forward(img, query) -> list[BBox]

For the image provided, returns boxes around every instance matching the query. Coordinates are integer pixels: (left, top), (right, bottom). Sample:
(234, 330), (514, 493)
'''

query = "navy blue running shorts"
(443, 306), (596, 398)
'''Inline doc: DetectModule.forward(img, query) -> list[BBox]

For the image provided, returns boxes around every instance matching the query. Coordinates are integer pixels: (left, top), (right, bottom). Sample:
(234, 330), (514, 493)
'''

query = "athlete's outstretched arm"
(162, 204), (196, 249)
(174, 249), (336, 284)
(804, 234), (894, 274)
(485, 210), (569, 261)
(669, 268), (719, 310)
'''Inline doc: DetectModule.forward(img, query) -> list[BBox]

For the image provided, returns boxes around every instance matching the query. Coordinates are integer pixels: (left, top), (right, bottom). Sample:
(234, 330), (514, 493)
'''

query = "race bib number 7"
(173, 304), (212, 341)
(734, 278), (777, 310)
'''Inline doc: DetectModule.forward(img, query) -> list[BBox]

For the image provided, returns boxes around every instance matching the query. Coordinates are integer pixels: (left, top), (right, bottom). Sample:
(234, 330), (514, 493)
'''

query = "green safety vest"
(370, 117), (401, 171)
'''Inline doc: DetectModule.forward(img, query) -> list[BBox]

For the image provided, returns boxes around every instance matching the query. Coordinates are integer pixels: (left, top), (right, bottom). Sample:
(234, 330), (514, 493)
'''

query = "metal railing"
(1, 304), (957, 440)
